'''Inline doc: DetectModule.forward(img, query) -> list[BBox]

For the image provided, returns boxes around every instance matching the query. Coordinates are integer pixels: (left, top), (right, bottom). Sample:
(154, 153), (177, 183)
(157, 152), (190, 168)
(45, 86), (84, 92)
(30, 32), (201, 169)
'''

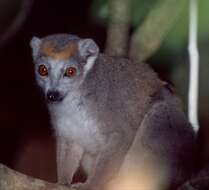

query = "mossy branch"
(0, 164), (74, 190)
(2, 163), (208, 190)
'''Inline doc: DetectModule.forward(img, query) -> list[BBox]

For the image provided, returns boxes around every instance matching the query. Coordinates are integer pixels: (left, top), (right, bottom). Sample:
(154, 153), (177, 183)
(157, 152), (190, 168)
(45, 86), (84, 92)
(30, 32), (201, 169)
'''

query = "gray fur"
(31, 34), (195, 190)
(30, 36), (41, 58)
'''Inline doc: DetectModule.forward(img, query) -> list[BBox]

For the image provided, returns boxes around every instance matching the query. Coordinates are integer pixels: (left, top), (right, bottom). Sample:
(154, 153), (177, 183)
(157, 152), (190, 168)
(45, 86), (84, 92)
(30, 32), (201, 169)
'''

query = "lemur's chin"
(47, 98), (64, 104)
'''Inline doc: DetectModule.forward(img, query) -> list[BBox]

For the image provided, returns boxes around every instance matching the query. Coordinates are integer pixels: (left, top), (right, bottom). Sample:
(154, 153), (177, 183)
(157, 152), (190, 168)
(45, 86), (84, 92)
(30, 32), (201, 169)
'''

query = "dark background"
(0, 0), (105, 182)
(0, 0), (207, 183)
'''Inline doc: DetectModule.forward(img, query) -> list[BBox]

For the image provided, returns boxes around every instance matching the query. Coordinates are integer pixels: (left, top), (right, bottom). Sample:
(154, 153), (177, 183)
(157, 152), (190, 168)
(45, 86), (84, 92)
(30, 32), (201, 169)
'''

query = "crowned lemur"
(30, 34), (195, 190)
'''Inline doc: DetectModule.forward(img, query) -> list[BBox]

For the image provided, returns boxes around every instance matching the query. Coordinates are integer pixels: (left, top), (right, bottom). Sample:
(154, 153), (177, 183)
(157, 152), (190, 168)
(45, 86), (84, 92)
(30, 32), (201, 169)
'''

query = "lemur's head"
(30, 34), (99, 103)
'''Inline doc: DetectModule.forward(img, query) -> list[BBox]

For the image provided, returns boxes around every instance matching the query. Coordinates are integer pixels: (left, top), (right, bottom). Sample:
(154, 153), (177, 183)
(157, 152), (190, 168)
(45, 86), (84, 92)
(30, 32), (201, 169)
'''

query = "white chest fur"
(49, 93), (105, 154)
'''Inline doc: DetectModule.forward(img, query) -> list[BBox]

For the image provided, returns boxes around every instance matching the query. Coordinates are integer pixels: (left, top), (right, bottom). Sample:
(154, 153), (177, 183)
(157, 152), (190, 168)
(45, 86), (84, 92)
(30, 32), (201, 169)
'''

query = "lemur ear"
(78, 39), (99, 72)
(30, 37), (42, 59)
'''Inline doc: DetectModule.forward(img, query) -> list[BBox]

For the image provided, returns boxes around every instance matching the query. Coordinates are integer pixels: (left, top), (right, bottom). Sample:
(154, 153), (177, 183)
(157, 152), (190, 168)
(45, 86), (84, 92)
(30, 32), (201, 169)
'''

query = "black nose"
(47, 91), (62, 102)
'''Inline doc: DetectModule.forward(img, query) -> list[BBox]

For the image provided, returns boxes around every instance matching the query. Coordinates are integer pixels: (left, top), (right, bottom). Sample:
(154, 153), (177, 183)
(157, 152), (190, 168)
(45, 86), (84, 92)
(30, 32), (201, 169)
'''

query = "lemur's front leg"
(72, 133), (131, 190)
(56, 137), (84, 185)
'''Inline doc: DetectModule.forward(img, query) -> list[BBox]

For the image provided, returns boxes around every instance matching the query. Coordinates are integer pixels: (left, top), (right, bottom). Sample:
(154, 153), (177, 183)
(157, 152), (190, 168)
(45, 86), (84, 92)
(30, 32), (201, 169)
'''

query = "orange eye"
(38, 64), (48, 76)
(64, 67), (77, 77)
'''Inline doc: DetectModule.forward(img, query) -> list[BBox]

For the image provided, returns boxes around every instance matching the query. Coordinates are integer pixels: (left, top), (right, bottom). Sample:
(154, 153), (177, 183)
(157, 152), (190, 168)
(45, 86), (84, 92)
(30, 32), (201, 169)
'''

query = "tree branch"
(129, 0), (187, 62)
(105, 0), (131, 57)
(0, 0), (34, 49)
(0, 164), (74, 190)
(178, 166), (209, 190)
(188, 0), (199, 132)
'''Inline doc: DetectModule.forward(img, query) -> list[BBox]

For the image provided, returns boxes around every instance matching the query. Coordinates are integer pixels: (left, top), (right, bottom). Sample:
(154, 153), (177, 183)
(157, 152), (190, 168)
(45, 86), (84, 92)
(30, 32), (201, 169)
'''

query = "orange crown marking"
(40, 42), (77, 60)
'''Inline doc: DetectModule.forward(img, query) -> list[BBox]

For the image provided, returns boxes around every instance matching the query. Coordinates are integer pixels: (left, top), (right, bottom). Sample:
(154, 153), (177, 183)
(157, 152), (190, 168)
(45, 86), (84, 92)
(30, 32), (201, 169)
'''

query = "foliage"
(91, 0), (209, 51)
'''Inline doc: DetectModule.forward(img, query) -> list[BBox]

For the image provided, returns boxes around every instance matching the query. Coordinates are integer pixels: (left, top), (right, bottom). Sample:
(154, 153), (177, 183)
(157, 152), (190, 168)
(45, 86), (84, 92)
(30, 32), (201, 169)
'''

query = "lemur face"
(30, 34), (99, 103)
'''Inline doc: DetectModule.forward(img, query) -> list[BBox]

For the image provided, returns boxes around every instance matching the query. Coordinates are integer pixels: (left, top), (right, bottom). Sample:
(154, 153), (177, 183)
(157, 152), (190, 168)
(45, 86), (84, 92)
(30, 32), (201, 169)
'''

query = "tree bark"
(2, 162), (209, 190)
(178, 166), (209, 190)
(0, 164), (74, 190)
(105, 0), (131, 57)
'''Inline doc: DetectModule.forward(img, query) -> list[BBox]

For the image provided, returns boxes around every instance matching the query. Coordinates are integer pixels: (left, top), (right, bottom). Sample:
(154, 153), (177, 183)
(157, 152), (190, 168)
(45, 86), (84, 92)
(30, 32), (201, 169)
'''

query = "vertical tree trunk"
(105, 0), (131, 57)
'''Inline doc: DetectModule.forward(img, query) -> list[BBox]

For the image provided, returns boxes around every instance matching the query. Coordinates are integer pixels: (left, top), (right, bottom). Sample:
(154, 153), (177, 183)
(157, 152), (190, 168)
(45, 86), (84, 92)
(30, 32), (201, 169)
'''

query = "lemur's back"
(82, 54), (164, 130)
(84, 54), (195, 189)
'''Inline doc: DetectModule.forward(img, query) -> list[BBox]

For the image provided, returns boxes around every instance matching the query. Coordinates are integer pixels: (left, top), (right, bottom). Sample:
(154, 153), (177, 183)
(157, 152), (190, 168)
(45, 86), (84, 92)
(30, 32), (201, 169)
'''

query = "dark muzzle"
(47, 90), (63, 102)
